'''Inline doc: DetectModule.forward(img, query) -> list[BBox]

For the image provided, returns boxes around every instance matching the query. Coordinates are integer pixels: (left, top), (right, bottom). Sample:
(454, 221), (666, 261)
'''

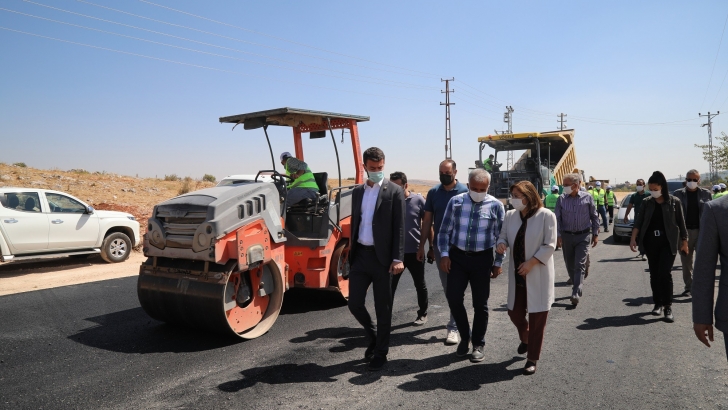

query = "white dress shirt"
(358, 179), (382, 246)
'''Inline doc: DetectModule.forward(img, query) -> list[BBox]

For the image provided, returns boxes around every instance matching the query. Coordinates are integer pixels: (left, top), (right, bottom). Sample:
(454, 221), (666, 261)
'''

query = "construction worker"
(545, 185), (560, 212)
(721, 183), (727, 195)
(593, 181), (609, 232)
(483, 154), (495, 172)
(713, 185), (723, 199)
(605, 186), (617, 224)
(279, 152), (319, 206)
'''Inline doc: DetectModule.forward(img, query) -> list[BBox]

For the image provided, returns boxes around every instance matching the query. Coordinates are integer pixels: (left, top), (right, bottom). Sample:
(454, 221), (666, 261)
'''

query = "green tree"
(695, 131), (728, 179)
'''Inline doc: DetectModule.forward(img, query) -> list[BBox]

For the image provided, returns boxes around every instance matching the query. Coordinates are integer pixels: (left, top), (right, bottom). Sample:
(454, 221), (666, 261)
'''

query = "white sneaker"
(445, 330), (460, 345)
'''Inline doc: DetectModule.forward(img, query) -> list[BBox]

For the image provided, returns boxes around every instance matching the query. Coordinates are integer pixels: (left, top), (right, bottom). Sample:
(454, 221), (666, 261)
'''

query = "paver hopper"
(137, 108), (368, 338)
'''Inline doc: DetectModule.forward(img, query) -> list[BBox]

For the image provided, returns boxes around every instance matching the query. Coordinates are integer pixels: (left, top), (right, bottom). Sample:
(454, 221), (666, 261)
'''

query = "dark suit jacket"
(349, 178), (405, 267)
(692, 194), (728, 333)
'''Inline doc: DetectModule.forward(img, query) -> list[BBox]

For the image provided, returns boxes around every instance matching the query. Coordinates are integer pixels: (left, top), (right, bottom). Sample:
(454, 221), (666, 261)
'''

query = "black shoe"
(368, 356), (387, 371)
(517, 342), (528, 355)
(664, 306), (674, 323)
(456, 340), (471, 357)
(567, 278), (573, 285)
(605, 229), (609, 232)
(364, 342), (376, 361)
(523, 361), (537, 375)
(681, 289), (691, 297)
(470, 345), (485, 363)
(651, 305), (663, 316)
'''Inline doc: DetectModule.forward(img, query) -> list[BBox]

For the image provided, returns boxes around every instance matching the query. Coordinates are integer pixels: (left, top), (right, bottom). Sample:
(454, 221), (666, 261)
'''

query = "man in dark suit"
(348, 147), (405, 371)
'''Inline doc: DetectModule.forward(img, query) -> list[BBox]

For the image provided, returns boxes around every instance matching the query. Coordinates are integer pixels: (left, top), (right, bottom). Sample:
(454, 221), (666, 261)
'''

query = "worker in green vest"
(605, 185), (617, 224)
(483, 154), (494, 171)
(280, 152), (319, 206)
(593, 181), (609, 232)
(713, 185), (724, 199)
(544, 185), (559, 212)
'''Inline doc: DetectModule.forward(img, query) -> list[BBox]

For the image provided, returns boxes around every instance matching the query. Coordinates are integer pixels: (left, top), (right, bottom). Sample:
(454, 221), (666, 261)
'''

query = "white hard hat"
(713, 185), (721, 191)
(607, 185), (613, 189)
(280, 151), (292, 161)
(551, 185), (559, 192)
(720, 183), (727, 189)
(596, 181), (602, 186)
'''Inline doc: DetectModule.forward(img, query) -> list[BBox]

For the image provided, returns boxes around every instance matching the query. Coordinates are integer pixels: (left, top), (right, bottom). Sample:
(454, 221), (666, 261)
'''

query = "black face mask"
(439, 173), (454, 185)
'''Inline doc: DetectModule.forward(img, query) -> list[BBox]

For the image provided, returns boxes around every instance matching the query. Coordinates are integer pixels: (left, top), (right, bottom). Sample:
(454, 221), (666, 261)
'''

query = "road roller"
(138, 108), (368, 338)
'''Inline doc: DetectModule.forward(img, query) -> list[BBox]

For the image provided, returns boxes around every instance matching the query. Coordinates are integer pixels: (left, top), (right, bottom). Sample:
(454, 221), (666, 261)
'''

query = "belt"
(563, 228), (590, 235)
(650, 230), (664, 237)
(450, 246), (491, 257)
(358, 243), (376, 250)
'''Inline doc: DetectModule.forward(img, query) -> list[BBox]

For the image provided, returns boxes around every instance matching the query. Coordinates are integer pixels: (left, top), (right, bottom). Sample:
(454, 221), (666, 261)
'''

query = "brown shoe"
(523, 361), (537, 375)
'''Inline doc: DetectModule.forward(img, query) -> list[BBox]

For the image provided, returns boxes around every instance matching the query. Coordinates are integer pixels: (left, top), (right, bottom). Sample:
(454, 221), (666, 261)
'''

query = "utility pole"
(504, 106), (514, 169)
(558, 113), (568, 130)
(441, 78), (454, 159)
(699, 111), (720, 180)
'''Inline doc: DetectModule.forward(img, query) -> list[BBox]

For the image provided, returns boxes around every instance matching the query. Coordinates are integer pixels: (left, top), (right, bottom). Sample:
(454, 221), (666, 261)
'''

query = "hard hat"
(596, 181), (602, 186)
(607, 185), (612, 189)
(714, 185), (721, 191)
(280, 151), (292, 161)
(551, 185), (559, 192)
(721, 183), (727, 189)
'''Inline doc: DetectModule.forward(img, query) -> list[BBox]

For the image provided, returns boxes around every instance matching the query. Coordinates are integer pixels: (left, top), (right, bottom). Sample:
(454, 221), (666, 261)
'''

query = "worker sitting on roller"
(280, 152), (319, 206)
(483, 154), (495, 171)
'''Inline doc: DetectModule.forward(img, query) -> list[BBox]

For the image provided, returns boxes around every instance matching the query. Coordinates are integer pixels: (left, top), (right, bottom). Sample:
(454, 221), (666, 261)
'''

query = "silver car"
(612, 193), (634, 243)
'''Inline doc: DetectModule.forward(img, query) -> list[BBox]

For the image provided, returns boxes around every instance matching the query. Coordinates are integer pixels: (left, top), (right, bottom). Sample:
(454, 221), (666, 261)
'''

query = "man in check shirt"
(555, 173), (600, 307)
(438, 169), (505, 363)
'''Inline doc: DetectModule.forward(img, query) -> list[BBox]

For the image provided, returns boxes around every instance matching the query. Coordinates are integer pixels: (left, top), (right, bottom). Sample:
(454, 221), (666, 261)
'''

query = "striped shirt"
(554, 190), (600, 236)
(437, 193), (505, 267)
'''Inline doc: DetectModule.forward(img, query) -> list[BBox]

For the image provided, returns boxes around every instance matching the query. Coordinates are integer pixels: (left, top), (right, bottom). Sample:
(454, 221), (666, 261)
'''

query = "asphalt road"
(1, 235), (726, 409)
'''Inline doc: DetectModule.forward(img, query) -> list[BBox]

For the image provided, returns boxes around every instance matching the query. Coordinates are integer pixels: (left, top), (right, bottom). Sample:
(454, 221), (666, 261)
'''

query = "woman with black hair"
(630, 171), (689, 322)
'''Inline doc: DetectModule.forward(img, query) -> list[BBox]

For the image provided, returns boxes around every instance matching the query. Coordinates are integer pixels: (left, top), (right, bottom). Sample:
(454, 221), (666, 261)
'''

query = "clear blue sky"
(2, 0), (728, 184)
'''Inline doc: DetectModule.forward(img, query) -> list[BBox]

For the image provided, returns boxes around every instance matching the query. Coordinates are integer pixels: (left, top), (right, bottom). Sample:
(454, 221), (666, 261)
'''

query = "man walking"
(347, 147), (405, 371)
(692, 195), (728, 361)
(593, 181), (609, 232)
(555, 173), (600, 306)
(624, 179), (650, 261)
(605, 186), (617, 224)
(438, 169), (504, 363)
(417, 160), (468, 345)
(673, 170), (713, 296)
(390, 171), (430, 326)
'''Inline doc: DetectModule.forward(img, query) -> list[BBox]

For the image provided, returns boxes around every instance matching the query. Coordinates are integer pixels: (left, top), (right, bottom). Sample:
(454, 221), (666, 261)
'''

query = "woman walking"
(496, 181), (557, 375)
(630, 171), (689, 322)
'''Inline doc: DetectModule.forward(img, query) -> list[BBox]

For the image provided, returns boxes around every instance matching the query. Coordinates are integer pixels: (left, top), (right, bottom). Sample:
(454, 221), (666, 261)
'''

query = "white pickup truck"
(0, 188), (140, 263)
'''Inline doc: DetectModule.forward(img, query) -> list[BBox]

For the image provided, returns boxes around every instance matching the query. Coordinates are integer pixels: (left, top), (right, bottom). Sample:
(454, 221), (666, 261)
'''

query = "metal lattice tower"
(699, 111), (720, 180)
(558, 113), (568, 130)
(504, 106), (514, 169)
(441, 78), (455, 159)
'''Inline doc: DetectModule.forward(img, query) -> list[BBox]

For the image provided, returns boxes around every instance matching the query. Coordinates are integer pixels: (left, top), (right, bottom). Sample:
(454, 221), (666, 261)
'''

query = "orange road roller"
(138, 108), (368, 338)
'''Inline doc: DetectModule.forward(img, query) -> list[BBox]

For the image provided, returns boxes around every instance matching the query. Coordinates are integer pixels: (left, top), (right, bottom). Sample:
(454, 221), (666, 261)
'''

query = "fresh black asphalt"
(1, 236), (726, 409)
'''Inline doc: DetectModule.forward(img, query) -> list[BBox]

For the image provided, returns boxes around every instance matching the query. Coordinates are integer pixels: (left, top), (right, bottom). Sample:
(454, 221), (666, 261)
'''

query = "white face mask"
(636, 185), (644, 192)
(650, 190), (662, 198)
(563, 185), (573, 195)
(686, 181), (698, 190)
(469, 190), (488, 203)
(510, 198), (526, 211)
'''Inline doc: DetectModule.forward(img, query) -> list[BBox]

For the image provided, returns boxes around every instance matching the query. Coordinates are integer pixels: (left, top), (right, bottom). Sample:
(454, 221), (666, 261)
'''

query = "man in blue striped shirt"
(555, 173), (600, 307)
(438, 169), (505, 363)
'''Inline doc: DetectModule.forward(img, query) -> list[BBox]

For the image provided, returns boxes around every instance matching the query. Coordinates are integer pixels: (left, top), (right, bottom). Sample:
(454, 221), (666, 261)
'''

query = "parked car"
(217, 174), (273, 186)
(612, 193), (634, 243)
(0, 188), (140, 263)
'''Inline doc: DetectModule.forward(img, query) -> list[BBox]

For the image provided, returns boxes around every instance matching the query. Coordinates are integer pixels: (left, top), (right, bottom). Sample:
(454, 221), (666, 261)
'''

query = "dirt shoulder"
(0, 253), (145, 296)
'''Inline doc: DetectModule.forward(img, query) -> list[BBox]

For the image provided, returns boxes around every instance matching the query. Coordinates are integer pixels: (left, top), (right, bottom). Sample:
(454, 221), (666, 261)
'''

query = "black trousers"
(445, 247), (494, 347)
(607, 206), (615, 221)
(644, 233), (676, 306)
(391, 253), (428, 317)
(348, 247), (392, 358)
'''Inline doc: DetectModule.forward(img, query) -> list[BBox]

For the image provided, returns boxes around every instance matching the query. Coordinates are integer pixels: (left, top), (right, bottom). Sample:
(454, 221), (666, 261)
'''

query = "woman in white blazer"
(496, 181), (557, 375)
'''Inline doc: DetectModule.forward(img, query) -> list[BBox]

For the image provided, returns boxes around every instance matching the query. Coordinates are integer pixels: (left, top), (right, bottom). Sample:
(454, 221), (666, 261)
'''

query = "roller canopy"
(219, 108), (370, 130)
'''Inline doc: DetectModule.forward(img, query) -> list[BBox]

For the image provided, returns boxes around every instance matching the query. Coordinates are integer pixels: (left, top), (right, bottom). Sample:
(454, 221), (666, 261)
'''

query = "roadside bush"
(13, 162), (27, 168)
(202, 174), (216, 183)
(177, 177), (193, 195)
(69, 168), (89, 174)
(164, 174), (180, 181)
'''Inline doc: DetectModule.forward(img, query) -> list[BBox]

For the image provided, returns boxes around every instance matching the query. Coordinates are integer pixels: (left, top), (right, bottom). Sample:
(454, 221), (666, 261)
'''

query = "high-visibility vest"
(715, 192), (726, 199)
(605, 190), (616, 206)
(483, 158), (493, 171)
(544, 193), (559, 211)
(286, 163), (319, 190)
(593, 188), (606, 205)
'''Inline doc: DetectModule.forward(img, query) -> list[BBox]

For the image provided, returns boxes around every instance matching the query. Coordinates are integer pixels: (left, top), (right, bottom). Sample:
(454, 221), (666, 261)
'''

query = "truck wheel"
(100, 232), (131, 263)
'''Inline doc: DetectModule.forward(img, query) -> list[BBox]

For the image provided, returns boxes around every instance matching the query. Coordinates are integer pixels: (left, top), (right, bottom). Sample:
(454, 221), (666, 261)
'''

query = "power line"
(699, 111), (720, 179)
(441, 78), (454, 159)
(557, 113), (568, 130)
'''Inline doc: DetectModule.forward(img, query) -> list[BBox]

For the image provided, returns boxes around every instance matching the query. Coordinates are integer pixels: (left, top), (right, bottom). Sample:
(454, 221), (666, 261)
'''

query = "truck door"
(44, 192), (100, 249)
(0, 191), (49, 253)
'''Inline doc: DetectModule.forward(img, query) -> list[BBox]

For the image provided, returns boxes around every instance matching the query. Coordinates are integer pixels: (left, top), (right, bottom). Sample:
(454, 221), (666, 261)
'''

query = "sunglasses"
(685, 178), (699, 182)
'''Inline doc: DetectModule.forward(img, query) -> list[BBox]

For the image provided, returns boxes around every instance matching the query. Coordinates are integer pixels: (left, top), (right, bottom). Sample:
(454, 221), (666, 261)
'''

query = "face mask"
(510, 198), (526, 211)
(563, 185), (573, 195)
(469, 190), (488, 203)
(367, 171), (384, 184)
(439, 173), (454, 185)
(636, 186), (644, 192)
(650, 190), (662, 198)
(686, 181), (698, 190)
